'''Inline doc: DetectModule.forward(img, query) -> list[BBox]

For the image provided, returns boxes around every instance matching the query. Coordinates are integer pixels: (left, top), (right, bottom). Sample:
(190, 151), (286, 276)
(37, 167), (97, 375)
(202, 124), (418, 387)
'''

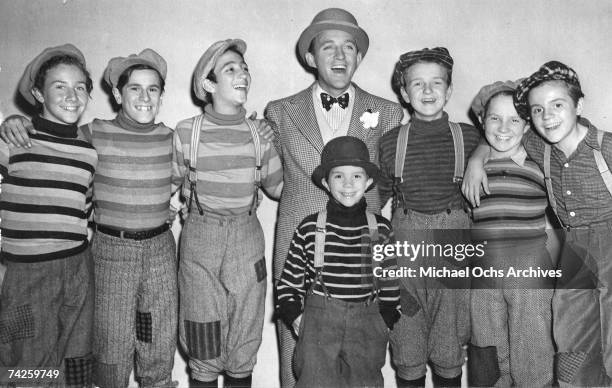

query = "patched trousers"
(92, 229), (177, 388)
(179, 211), (266, 382)
(0, 248), (94, 387)
(389, 208), (471, 380)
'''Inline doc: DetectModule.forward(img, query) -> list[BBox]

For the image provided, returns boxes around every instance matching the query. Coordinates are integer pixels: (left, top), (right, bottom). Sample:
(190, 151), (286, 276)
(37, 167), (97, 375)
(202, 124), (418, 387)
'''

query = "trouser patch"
(254, 258), (266, 283)
(556, 351), (587, 383)
(184, 320), (221, 360)
(136, 311), (153, 343)
(400, 289), (421, 317)
(0, 304), (35, 343)
(65, 354), (94, 386)
(467, 343), (500, 387)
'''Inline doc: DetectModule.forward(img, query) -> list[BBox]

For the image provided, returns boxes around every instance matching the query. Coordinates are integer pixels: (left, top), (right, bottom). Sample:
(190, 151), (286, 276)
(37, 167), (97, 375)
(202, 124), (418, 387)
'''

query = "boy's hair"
(116, 64), (165, 92)
(203, 46), (245, 104)
(483, 90), (515, 119)
(33, 55), (93, 97)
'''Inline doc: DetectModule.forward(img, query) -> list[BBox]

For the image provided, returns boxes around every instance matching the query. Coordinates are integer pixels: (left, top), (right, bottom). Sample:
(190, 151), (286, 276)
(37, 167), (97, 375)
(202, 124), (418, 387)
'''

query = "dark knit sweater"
(276, 198), (400, 327)
(378, 112), (480, 213)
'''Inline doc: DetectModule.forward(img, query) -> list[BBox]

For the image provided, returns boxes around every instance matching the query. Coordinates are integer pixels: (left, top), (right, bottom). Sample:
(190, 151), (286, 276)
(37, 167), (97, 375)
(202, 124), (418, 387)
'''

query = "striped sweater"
(84, 111), (179, 231)
(276, 198), (400, 326)
(378, 112), (481, 213)
(0, 116), (97, 262)
(472, 148), (548, 241)
(173, 105), (283, 216)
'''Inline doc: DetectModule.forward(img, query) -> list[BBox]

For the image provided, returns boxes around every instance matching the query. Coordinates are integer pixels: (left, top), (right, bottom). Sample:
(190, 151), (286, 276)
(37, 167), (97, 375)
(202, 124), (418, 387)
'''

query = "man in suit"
(265, 8), (404, 386)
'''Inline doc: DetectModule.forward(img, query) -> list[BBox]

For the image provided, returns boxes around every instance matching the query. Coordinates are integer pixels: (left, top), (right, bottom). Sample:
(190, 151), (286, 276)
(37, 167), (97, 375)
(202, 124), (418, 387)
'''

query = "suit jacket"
(265, 82), (404, 279)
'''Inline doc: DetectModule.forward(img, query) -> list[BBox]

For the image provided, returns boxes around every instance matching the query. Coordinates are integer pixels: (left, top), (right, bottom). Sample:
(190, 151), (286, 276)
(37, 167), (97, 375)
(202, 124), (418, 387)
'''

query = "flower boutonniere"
(360, 109), (380, 129)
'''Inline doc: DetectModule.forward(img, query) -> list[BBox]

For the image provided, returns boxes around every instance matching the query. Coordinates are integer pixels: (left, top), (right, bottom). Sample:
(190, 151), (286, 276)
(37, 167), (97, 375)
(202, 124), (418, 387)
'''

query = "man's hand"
(0, 115), (36, 148)
(292, 314), (302, 337)
(249, 111), (275, 142)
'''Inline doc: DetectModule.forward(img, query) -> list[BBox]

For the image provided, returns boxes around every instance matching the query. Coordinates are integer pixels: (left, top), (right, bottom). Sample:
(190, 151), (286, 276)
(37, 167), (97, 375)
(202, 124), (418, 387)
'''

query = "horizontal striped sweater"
(472, 150), (547, 242)
(378, 112), (481, 213)
(0, 116), (97, 262)
(173, 106), (283, 216)
(276, 198), (400, 326)
(84, 111), (179, 231)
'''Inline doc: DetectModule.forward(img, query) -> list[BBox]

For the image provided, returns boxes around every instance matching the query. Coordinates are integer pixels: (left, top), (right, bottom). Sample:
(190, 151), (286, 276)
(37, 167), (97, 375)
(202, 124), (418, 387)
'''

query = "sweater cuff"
(277, 300), (302, 328)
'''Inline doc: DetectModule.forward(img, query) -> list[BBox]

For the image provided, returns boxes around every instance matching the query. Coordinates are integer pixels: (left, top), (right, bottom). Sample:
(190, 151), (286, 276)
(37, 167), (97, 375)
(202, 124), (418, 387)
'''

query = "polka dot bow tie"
(320, 92), (349, 111)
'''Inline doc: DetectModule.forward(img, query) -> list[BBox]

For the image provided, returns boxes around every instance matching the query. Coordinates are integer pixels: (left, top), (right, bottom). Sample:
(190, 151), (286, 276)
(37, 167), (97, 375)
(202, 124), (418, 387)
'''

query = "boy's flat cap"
(104, 48), (167, 88)
(297, 8), (369, 62)
(471, 79), (522, 120)
(514, 61), (582, 120)
(18, 43), (86, 105)
(192, 39), (246, 102)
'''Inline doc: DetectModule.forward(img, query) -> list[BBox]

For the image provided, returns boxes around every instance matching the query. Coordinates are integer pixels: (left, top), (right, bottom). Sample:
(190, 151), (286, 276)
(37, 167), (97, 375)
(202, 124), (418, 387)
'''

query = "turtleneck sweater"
(0, 116), (97, 262)
(276, 197), (400, 326)
(173, 105), (283, 216)
(82, 110), (179, 231)
(378, 112), (481, 213)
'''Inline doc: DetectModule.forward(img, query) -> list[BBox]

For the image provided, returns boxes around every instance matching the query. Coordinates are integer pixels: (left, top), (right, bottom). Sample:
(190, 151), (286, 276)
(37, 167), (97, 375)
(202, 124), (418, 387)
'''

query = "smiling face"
(322, 165), (372, 207)
(204, 49), (250, 115)
(305, 29), (362, 97)
(113, 68), (163, 124)
(483, 93), (528, 159)
(400, 61), (452, 121)
(528, 80), (584, 153)
(32, 63), (89, 125)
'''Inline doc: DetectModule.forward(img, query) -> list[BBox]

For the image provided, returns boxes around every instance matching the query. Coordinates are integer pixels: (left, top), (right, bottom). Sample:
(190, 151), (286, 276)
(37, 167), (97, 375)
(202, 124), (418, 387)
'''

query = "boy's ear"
(444, 82), (453, 103)
(305, 52), (317, 69)
(399, 85), (411, 104)
(366, 176), (374, 189)
(321, 178), (330, 191)
(31, 88), (44, 104)
(203, 79), (216, 95)
(111, 87), (122, 105)
(576, 97), (584, 116)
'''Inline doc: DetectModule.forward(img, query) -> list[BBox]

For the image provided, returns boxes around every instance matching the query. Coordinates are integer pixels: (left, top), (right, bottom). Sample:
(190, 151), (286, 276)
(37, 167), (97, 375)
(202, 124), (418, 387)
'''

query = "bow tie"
(320, 92), (349, 111)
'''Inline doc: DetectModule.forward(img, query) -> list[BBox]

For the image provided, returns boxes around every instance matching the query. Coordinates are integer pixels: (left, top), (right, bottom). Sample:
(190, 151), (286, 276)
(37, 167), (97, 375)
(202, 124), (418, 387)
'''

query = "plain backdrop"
(1, 0), (612, 387)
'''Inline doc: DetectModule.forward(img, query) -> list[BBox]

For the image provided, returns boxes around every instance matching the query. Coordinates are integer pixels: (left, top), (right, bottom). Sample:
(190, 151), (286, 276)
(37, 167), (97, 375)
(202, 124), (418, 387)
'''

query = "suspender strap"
(188, 115), (204, 215)
(594, 129), (612, 197)
(449, 122), (465, 183)
(543, 144), (557, 214)
(245, 119), (262, 215)
(394, 123), (410, 183)
(314, 210), (327, 269)
(365, 212), (381, 294)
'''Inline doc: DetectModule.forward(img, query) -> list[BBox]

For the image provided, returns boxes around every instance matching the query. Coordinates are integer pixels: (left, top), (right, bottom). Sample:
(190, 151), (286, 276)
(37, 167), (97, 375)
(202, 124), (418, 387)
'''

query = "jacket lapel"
(282, 84), (325, 154)
(347, 84), (373, 140)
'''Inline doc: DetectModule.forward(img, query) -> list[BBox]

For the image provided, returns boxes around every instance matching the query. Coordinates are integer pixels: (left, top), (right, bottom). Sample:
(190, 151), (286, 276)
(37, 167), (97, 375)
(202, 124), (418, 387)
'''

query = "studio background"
(1, 0), (611, 386)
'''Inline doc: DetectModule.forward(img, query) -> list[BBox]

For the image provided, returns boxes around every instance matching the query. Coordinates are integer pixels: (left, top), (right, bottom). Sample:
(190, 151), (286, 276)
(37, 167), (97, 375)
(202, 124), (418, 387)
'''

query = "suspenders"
(312, 210), (381, 299)
(392, 121), (464, 212)
(543, 129), (612, 226)
(187, 115), (262, 215)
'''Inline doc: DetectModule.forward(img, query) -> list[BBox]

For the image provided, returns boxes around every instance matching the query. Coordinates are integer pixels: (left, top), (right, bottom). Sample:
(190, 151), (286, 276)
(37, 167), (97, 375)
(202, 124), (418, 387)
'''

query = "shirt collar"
(510, 146), (528, 167)
(580, 117), (601, 151)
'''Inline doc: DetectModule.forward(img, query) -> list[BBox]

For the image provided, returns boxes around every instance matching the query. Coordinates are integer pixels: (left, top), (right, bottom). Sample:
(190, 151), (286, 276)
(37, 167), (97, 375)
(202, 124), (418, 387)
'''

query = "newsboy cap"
(471, 79), (523, 120)
(18, 43), (87, 105)
(104, 48), (167, 88)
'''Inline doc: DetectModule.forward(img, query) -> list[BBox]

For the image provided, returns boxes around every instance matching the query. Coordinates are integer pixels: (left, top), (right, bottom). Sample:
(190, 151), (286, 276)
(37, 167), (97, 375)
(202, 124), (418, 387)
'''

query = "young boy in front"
(463, 61), (612, 387)
(276, 135), (400, 388)
(173, 39), (283, 388)
(377, 47), (480, 387)
(468, 80), (554, 387)
(0, 44), (97, 386)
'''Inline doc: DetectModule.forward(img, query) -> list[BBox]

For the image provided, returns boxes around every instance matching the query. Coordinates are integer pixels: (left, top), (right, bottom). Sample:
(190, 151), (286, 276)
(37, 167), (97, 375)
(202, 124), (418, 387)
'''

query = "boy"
(0, 44), (97, 387)
(173, 39), (283, 388)
(377, 47), (480, 387)
(265, 8), (404, 385)
(468, 80), (554, 386)
(1, 49), (180, 388)
(462, 61), (612, 387)
(276, 135), (400, 388)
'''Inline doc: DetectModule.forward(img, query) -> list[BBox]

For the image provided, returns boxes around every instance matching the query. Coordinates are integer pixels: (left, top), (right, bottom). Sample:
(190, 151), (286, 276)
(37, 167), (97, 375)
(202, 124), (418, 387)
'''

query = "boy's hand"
(248, 111), (275, 142)
(292, 314), (302, 336)
(462, 159), (489, 208)
(0, 115), (36, 148)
